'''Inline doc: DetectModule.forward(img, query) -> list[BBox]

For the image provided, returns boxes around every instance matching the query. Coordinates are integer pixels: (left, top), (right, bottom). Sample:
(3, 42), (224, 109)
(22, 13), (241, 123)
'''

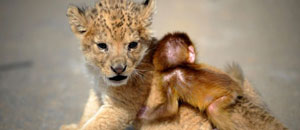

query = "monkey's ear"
(67, 6), (89, 38)
(188, 45), (196, 63)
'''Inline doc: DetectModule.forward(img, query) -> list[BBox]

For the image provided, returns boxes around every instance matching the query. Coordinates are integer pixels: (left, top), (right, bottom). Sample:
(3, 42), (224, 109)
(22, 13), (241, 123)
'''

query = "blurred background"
(0, 0), (299, 129)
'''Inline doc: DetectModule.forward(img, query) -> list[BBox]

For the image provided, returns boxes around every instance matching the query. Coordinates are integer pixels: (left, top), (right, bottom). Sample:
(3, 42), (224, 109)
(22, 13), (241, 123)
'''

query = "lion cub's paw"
(60, 124), (78, 130)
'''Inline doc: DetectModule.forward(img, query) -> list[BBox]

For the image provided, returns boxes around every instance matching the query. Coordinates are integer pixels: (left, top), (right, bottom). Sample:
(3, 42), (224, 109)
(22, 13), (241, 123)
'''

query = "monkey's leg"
(206, 94), (237, 130)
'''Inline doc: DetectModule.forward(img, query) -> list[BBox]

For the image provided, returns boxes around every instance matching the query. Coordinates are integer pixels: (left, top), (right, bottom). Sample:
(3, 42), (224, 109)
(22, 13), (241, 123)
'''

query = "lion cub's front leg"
(81, 105), (127, 130)
(61, 89), (102, 130)
(80, 98), (139, 130)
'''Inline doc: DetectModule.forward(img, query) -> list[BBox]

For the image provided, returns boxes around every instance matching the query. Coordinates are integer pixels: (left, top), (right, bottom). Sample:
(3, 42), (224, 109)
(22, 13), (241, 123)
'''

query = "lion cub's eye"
(97, 43), (108, 50)
(128, 42), (138, 50)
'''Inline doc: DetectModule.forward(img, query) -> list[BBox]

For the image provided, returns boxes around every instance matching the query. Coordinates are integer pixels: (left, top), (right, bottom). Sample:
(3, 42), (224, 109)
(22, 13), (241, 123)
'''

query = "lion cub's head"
(67, 0), (155, 86)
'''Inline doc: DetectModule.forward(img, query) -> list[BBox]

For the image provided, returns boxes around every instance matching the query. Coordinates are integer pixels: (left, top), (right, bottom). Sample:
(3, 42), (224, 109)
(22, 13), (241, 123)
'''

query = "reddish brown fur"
(140, 32), (243, 130)
(153, 33), (193, 71)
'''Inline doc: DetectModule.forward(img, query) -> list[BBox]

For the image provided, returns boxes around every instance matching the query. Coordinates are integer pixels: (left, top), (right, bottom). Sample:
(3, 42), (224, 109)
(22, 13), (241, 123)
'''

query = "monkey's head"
(153, 32), (196, 71)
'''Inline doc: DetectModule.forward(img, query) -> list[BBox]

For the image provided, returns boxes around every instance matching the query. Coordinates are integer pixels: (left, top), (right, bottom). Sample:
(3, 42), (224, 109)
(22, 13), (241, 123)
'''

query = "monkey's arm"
(140, 81), (179, 121)
(163, 87), (179, 118)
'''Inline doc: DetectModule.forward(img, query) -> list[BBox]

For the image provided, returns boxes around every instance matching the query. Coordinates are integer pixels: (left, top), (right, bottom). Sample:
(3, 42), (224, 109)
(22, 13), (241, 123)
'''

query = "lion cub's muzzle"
(109, 64), (128, 82)
(111, 64), (127, 74)
(109, 75), (128, 81)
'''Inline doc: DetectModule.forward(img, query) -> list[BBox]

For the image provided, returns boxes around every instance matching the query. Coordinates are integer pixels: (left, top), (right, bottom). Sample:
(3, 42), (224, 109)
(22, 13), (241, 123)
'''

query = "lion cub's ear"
(139, 0), (155, 27)
(66, 6), (89, 38)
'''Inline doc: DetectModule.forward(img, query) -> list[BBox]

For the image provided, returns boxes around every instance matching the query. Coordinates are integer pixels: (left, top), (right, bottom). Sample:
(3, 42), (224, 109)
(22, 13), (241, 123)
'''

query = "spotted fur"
(66, 0), (155, 87)
(63, 0), (156, 129)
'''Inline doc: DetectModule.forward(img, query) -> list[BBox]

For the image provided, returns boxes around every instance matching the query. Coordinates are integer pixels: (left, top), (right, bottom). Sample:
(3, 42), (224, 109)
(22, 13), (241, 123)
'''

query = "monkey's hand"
(138, 103), (174, 121)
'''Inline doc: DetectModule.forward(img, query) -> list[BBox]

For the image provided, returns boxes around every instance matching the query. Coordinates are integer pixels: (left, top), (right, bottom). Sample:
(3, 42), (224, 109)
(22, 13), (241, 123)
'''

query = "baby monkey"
(140, 32), (243, 129)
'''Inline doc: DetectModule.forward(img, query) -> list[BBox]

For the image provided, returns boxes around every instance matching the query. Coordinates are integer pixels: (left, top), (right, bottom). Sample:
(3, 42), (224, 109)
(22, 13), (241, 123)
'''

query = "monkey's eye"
(128, 42), (138, 50)
(97, 43), (108, 50)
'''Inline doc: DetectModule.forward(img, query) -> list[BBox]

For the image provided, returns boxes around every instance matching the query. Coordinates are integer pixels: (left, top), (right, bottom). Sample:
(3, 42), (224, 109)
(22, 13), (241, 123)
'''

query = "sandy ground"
(0, 0), (299, 129)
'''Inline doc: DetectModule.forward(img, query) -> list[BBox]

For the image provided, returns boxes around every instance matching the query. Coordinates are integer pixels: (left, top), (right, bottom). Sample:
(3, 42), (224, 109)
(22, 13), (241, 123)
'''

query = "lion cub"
(63, 0), (156, 129)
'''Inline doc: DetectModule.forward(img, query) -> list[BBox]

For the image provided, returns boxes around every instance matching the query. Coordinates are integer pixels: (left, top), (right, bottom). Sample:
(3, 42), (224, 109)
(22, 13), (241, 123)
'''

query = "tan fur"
(61, 62), (285, 130)
(63, 0), (156, 129)
(225, 96), (287, 130)
(225, 63), (267, 108)
(62, 0), (286, 130)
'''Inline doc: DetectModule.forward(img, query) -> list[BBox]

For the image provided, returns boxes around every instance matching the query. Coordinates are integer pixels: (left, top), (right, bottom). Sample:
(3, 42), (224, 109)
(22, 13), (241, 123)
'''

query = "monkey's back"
(171, 65), (242, 111)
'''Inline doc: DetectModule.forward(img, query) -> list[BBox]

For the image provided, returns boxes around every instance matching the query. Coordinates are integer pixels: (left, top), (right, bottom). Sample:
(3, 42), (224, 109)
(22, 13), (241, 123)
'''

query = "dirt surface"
(0, 0), (299, 129)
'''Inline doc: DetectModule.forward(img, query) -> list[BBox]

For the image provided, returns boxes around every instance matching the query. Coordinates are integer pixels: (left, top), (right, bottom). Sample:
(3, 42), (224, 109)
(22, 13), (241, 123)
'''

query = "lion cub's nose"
(111, 65), (127, 74)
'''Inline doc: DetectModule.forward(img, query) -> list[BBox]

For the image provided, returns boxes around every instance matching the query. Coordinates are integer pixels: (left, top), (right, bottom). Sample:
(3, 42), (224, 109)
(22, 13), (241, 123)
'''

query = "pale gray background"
(0, 0), (299, 130)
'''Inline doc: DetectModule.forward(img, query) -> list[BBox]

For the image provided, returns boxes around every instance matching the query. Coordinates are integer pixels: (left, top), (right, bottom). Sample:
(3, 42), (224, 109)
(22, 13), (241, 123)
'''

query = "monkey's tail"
(225, 62), (244, 86)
